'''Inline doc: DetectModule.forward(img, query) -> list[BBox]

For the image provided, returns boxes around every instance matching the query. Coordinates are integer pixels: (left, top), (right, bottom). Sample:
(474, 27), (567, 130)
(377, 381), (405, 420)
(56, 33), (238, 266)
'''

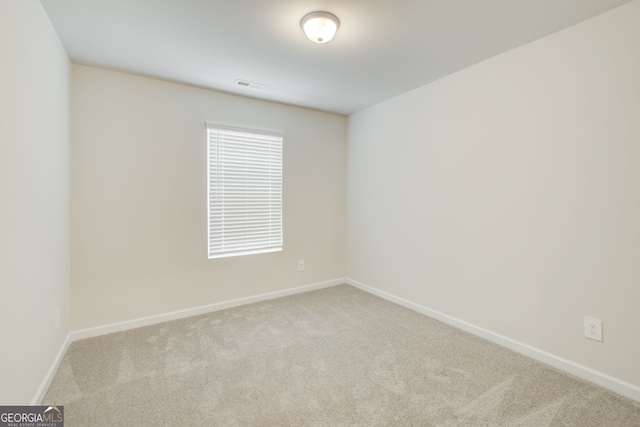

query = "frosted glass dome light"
(301, 11), (340, 44)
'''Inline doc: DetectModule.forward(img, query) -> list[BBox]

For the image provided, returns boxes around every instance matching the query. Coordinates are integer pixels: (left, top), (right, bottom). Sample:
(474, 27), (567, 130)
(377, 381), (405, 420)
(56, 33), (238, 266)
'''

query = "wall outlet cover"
(584, 316), (602, 342)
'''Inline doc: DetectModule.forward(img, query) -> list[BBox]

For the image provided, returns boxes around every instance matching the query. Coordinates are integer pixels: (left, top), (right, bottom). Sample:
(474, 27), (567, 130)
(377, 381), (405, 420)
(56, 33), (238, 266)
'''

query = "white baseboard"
(71, 278), (345, 341)
(346, 277), (640, 403)
(31, 332), (72, 405)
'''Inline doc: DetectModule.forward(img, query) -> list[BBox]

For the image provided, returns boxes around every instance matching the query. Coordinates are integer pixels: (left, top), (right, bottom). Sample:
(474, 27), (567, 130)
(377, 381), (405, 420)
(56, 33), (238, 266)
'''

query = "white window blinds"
(206, 125), (283, 259)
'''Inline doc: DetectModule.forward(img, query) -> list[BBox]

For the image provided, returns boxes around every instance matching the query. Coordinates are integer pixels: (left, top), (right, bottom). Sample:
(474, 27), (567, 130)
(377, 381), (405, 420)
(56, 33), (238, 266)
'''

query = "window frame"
(206, 124), (284, 259)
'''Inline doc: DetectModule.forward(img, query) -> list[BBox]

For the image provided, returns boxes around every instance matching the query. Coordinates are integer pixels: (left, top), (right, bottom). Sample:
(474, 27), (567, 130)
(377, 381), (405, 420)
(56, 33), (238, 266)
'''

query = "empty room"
(1, 0), (640, 425)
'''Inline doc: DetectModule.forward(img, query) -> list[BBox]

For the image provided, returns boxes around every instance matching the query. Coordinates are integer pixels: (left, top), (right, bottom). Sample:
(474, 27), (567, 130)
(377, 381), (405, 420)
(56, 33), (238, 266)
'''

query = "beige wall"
(0, 1), (71, 404)
(71, 65), (346, 330)
(346, 1), (640, 386)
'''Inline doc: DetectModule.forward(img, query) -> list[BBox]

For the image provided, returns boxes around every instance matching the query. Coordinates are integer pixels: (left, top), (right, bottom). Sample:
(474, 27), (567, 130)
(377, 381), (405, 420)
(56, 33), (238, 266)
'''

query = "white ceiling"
(40, 0), (632, 115)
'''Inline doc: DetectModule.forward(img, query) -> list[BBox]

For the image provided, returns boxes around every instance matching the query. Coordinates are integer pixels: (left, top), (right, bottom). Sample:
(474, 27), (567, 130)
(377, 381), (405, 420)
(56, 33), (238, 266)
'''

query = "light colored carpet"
(44, 285), (640, 426)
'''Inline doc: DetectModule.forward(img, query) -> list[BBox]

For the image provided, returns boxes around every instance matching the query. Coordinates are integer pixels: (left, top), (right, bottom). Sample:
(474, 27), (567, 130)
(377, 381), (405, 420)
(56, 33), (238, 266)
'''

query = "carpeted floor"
(44, 285), (640, 426)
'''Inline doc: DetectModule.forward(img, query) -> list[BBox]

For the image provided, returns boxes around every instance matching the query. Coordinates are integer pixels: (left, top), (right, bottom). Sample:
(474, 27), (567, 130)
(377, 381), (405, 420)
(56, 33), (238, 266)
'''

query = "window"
(206, 124), (283, 259)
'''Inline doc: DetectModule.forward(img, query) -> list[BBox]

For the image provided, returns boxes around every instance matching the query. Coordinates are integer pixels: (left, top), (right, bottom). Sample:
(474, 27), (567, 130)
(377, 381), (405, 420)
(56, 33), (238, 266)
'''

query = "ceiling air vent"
(234, 79), (264, 90)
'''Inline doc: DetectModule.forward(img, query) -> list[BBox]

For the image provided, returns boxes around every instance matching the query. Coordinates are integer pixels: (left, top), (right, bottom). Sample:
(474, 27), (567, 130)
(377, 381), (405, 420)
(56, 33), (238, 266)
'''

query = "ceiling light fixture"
(300, 11), (340, 44)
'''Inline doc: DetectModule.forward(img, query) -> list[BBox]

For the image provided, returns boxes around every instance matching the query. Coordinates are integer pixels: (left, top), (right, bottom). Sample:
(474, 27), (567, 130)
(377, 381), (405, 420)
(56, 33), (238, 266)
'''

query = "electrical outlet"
(584, 316), (602, 342)
(298, 259), (305, 271)
(55, 308), (61, 330)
